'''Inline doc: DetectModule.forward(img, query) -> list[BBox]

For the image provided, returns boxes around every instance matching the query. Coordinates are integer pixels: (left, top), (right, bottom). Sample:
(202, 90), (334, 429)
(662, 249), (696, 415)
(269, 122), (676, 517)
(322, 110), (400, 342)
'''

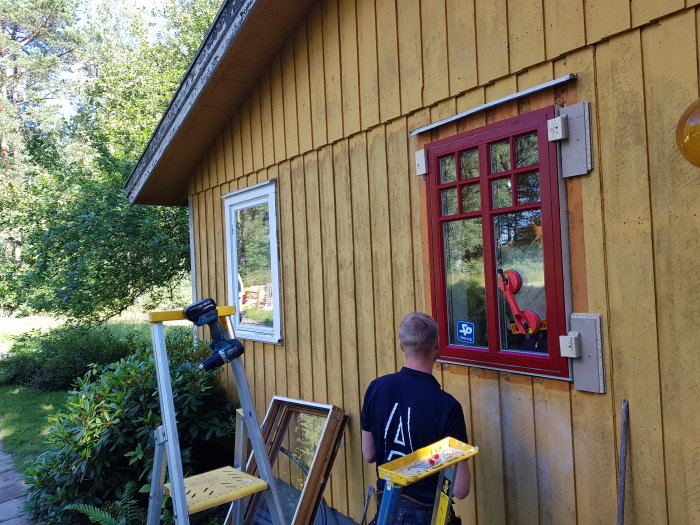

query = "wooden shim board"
(367, 125), (396, 378)
(356, 0), (379, 129)
(278, 161), (300, 399)
(469, 368), (506, 525)
(240, 99), (253, 176)
(584, 0), (629, 44)
(376, 0), (400, 123)
(282, 41), (300, 159)
(543, 0), (585, 60)
(642, 12), (700, 523)
(631, 0), (683, 28)
(291, 156), (313, 402)
(294, 21), (313, 155)
(386, 118), (416, 369)
(532, 378), (576, 525)
(421, 0), (449, 106)
(397, 0), (423, 115)
(596, 32), (667, 524)
(339, 0), (361, 136)
(323, 0), (343, 143)
(318, 144), (348, 515)
(407, 108), (431, 312)
(308, 3), (328, 150)
(333, 139), (366, 520)
(259, 70), (274, 169)
(442, 367), (477, 524)
(499, 373), (539, 525)
(270, 56), (287, 164)
(304, 151), (329, 404)
(507, 0), (545, 73)
(446, 0), (478, 95)
(475, 0), (509, 84)
(250, 88), (263, 172)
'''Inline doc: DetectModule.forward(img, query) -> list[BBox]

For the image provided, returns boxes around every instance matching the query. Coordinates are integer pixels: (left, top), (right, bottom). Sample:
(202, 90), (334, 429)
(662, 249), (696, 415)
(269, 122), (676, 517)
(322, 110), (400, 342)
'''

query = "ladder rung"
(164, 466), (267, 515)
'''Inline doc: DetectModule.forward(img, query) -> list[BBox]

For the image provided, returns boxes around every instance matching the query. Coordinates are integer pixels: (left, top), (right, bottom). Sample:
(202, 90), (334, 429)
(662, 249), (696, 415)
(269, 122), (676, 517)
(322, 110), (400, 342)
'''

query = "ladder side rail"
(376, 481), (402, 525)
(430, 465), (456, 525)
(228, 357), (286, 525)
(146, 426), (168, 525)
(151, 322), (190, 524)
(229, 408), (248, 524)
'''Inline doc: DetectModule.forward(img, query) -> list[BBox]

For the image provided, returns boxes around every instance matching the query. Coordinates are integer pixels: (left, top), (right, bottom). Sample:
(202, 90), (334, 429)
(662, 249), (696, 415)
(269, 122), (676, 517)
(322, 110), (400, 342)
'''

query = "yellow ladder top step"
(164, 466), (267, 515)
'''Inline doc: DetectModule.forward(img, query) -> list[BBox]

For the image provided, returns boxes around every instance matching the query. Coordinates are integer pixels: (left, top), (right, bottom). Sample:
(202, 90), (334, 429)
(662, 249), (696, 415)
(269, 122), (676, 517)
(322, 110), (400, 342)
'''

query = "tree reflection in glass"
(442, 218), (488, 347)
(236, 203), (273, 327)
(493, 210), (547, 353)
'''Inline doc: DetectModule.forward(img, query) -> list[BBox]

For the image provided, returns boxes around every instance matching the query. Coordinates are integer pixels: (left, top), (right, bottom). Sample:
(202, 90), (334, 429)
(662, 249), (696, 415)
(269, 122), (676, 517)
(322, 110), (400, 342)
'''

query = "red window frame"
(426, 106), (570, 379)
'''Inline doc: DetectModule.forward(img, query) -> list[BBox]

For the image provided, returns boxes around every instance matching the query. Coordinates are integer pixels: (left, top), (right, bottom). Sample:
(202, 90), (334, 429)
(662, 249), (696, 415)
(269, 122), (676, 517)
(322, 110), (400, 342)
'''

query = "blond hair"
(399, 312), (438, 357)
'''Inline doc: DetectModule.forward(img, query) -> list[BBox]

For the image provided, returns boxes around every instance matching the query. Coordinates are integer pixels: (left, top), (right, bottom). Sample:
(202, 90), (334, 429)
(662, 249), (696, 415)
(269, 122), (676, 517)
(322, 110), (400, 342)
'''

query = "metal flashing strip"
(409, 73), (577, 137)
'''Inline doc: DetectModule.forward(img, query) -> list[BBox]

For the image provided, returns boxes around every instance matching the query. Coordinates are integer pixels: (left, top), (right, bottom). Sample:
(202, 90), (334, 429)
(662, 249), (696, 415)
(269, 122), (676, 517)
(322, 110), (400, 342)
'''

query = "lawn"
(0, 385), (67, 470)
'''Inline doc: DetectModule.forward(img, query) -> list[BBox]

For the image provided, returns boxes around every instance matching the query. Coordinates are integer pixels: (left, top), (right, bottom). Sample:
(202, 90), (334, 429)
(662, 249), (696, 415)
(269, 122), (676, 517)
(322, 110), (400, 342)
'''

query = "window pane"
(491, 178), (512, 209)
(517, 171), (540, 204)
(441, 188), (458, 216)
(490, 140), (511, 173)
(493, 210), (547, 353)
(460, 149), (479, 179)
(515, 133), (538, 167)
(440, 155), (456, 184)
(236, 203), (273, 328)
(443, 218), (488, 348)
(461, 183), (481, 213)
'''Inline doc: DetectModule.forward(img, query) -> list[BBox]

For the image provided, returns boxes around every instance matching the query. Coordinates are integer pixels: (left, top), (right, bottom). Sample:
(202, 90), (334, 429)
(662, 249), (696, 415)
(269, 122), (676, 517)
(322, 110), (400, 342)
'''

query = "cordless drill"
(184, 298), (244, 372)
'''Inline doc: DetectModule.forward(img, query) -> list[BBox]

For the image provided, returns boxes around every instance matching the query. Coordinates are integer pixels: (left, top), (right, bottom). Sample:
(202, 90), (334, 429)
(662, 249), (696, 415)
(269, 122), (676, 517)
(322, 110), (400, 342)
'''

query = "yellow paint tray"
(377, 437), (478, 487)
(165, 466), (267, 514)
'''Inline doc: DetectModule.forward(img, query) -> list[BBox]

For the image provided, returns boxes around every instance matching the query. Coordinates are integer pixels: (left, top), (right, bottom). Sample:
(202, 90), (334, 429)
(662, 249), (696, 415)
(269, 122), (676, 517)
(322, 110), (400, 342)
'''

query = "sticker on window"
(456, 321), (475, 345)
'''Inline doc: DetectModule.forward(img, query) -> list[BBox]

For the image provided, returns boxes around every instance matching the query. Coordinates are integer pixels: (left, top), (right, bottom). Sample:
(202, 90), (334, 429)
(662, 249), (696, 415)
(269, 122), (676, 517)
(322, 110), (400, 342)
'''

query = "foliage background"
(0, 0), (221, 322)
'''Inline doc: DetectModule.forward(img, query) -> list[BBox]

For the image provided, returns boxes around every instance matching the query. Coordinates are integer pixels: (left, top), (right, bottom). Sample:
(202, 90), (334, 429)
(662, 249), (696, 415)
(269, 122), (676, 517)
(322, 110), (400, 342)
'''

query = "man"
(361, 312), (471, 523)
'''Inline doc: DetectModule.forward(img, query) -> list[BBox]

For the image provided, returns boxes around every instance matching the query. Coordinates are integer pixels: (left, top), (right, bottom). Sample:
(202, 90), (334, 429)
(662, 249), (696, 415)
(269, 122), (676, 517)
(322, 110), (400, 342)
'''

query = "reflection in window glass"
(490, 141), (511, 173)
(461, 184), (481, 213)
(268, 412), (325, 522)
(460, 150), (479, 179)
(441, 188), (458, 216)
(236, 203), (273, 328)
(443, 218), (488, 348)
(516, 133), (538, 167)
(440, 155), (456, 184)
(491, 178), (512, 209)
(493, 210), (547, 353)
(517, 171), (540, 204)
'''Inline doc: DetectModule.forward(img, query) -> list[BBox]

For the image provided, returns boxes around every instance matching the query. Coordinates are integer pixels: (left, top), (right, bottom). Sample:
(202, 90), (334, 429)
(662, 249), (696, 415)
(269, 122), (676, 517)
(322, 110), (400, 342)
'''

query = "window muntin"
(223, 180), (282, 344)
(427, 107), (568, 378)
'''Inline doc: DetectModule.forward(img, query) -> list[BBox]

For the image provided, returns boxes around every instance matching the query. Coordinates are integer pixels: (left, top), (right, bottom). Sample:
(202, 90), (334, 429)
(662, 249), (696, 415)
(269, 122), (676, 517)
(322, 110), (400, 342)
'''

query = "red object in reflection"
(497, 269), (541, 336)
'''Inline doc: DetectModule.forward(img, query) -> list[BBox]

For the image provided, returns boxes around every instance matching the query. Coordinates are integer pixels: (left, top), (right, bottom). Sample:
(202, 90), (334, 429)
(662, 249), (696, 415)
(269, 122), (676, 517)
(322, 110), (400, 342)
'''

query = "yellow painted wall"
(187, 1), (700, 522)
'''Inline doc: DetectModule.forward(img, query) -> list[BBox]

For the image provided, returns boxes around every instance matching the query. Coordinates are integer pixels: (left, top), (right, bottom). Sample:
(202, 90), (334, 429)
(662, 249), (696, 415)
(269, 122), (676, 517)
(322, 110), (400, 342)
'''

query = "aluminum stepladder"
(374, 438), (478, 525)
(146, 305), (286, 525)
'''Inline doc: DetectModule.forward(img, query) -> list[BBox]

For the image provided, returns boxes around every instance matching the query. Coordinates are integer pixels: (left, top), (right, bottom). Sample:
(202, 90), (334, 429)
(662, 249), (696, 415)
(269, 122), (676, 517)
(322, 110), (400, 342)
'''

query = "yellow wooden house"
(126, 0), (700, 523)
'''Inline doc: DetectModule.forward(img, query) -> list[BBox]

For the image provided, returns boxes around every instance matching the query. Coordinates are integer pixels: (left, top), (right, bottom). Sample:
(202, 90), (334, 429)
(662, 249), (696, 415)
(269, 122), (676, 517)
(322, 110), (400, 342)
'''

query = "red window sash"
(426, 106), (570, 379)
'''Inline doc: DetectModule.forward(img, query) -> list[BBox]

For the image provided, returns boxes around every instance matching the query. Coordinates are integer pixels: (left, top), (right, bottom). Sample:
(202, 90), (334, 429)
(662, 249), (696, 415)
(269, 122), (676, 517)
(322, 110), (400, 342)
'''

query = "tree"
(0, 0), (221, 321)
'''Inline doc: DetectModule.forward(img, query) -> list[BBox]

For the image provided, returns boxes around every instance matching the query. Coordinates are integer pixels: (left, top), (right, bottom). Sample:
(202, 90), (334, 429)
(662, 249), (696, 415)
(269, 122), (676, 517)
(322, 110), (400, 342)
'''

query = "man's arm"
(453, 460), (471, 500)
(361, 430), (376, 463)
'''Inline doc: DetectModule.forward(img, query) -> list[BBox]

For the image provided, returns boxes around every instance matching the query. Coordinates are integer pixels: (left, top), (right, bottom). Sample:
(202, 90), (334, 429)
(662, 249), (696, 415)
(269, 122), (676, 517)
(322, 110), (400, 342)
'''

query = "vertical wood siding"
(186, 2), (700, 522)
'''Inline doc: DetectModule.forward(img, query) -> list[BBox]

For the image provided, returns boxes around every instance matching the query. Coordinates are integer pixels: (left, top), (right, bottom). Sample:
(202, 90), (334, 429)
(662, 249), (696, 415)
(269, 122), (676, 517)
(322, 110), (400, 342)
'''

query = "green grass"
(0, 385), (67, 470)
(0, 316), (60, 353)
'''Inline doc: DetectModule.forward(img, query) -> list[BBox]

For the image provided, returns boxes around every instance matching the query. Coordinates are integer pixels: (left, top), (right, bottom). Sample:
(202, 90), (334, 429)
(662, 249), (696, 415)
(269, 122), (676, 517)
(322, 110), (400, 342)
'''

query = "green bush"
(23, 333), (235, 524)
(0, 323), (186, 391)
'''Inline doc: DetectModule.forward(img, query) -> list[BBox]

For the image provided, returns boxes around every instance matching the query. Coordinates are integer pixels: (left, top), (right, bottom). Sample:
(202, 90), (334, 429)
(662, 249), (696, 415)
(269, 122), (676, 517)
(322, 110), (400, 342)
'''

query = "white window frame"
(223, 180), (282, 344)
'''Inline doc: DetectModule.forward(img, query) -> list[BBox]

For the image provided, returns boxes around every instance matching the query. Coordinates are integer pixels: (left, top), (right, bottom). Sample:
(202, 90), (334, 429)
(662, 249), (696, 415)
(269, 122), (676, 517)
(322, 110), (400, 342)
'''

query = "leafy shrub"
(23, 333), (235, 524)
(0, 323), (186, 391)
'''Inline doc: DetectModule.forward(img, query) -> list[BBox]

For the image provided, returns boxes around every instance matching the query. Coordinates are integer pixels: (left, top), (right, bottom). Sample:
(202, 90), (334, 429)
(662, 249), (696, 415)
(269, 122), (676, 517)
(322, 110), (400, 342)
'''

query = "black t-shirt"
(360, 367), (469, 504)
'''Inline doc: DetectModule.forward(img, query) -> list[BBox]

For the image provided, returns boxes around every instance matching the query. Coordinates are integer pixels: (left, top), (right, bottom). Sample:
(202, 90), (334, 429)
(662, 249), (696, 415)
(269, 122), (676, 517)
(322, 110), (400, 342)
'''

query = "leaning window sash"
(223, 180), (283, 344)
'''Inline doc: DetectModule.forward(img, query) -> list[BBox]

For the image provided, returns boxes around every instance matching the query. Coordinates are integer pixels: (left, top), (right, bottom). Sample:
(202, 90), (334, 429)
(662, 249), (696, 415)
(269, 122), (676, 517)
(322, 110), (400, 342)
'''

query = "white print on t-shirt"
(384, 402), (414, 461)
